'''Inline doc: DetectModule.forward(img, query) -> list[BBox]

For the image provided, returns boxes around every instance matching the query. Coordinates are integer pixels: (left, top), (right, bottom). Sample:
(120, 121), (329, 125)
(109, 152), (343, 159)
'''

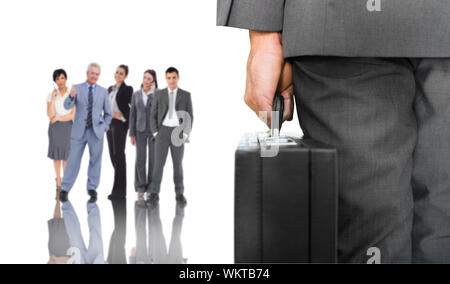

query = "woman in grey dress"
(46, 69), (75, 199)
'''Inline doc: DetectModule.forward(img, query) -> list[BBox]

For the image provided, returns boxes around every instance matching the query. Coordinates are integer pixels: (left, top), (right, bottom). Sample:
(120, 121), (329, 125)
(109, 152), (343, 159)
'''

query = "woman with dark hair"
(129, 70), (158, 201)
(47, 69), (75, 199)
(107, 65), (134, 200)
(106, 65), (133, 265)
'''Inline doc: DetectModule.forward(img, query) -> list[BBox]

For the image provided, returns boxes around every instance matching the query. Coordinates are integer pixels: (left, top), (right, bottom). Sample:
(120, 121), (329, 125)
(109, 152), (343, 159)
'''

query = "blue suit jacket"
(64, 83), (112, 140)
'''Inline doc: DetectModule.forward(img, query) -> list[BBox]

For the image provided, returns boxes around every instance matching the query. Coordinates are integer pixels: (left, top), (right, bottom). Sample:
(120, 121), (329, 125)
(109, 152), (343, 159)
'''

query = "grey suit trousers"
(135, 132), (156, 193)
(150, 126), (185, 194)
(292, 56), (450, 263)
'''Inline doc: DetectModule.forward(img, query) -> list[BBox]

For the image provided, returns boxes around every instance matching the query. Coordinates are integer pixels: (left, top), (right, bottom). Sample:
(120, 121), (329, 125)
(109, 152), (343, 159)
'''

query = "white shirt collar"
(142, 88), (153, 96)
(168, 88), (178, 95)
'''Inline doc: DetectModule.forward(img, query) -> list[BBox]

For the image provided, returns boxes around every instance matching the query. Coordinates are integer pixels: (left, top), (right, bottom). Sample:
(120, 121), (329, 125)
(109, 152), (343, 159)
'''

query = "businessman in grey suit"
(61, 63), (112, 202)
(218, 0), (450, 263)
(148, 67), (193, 207)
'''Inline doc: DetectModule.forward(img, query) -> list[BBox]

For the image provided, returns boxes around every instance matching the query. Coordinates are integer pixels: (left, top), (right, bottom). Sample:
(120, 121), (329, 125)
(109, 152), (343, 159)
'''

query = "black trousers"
(107, 119), (128, 198)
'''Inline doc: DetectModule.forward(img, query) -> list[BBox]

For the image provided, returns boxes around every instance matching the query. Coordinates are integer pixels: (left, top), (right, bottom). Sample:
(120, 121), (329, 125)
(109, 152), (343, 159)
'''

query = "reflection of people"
(47, 195), (70, 264)
(149, 67), (193, 207)
(167, 203), (186, 264)
(60, 63), (112, 202)
(129, 70), (158, 201)
(130, 202), (186, 264)
(132, 201), (166, 264)
(61, 200), (106, 264)
(107, 65), (133, 200)
(47, 69), (75, 199)
(107, 198), (127, 264)
(218, 1), (450, 263)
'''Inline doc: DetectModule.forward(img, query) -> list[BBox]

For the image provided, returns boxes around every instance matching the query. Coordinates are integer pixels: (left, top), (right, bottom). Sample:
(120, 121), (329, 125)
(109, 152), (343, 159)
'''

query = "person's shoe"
(176, 194), (187, 208)
(108, 193), (126, 201)
(88, 190), (98, 203)
(147, 193), (159, 207)
(59, 191), (69, 203)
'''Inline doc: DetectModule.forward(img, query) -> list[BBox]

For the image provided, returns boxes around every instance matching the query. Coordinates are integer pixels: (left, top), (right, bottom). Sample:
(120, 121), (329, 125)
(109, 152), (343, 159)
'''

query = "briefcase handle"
(271, 93), (284, 137)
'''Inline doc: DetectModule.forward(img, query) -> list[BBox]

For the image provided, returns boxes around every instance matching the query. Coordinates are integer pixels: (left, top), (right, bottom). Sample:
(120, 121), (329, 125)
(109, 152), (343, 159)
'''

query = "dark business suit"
(107, 82), (133, 199)
(218, 0), (450, 263)
(149, 88), (194, 195)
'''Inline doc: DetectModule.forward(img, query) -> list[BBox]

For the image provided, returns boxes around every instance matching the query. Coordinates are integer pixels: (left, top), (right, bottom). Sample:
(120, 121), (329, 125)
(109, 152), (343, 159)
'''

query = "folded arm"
(56, 107), (76, 122)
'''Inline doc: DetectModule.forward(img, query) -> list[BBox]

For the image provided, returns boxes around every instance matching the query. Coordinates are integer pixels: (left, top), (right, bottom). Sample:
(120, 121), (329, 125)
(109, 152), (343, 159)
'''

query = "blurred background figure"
(149, 67), (193, 208)
(107, 64), (133, 200)
(106, 65), (133, 264)
(129, 70), (158, 201)
(46, 69), (75, 200)
(60, 63), (112, 203)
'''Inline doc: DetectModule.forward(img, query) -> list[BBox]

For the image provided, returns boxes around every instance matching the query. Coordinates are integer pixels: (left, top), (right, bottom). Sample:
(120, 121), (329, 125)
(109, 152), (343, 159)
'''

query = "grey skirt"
(48, 121), (72, 161)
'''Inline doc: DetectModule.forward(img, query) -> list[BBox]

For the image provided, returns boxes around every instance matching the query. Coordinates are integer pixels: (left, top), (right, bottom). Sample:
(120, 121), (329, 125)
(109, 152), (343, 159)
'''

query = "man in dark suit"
(107, 65), (133, 200)
(149, 67), (193, 207)
(218, 0), (450, 263)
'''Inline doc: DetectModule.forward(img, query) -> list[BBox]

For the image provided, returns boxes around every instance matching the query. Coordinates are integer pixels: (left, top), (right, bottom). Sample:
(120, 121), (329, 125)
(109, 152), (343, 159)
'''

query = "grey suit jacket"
(217, 0), (450, 58)
(129, 89), (155, 137)
(150, 88), (194, 137)
(64, 83), (112, 140)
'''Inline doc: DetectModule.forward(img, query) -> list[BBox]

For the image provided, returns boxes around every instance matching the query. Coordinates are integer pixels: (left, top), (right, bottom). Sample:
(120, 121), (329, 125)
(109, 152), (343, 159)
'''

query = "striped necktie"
(87, 86), (93, 128)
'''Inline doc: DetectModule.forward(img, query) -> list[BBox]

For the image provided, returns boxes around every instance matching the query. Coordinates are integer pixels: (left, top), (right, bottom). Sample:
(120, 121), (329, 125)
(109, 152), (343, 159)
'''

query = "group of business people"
(46, 63), (193, 264)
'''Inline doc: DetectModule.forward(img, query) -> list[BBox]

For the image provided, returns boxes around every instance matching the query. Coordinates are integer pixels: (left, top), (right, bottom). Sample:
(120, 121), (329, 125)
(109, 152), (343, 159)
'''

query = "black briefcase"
(235, 132), (338, 263)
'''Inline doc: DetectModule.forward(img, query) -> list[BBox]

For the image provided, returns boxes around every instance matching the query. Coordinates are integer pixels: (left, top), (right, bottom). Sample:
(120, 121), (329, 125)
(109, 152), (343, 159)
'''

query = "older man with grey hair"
(60, 63), (112, 203)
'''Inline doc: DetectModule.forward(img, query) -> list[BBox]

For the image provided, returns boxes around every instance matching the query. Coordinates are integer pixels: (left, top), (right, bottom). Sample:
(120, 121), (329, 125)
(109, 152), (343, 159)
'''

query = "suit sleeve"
(103, 90), (113, 132)
(129, 93), (137, 137)
(217, 0), (285, 32)
(64, 94), (76, 110)
(122, 86), (133, 121)
(185, 93), (194, 136)
(150, 92), (159, 135)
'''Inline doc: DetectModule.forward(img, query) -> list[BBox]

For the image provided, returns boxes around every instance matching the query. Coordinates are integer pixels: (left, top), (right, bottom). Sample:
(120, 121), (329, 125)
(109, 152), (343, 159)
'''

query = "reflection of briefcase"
(235, 133), (338, 263)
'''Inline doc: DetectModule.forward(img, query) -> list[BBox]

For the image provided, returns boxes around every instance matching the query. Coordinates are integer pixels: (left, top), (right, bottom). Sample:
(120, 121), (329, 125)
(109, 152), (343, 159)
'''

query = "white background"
(0, 0), (302, 264)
